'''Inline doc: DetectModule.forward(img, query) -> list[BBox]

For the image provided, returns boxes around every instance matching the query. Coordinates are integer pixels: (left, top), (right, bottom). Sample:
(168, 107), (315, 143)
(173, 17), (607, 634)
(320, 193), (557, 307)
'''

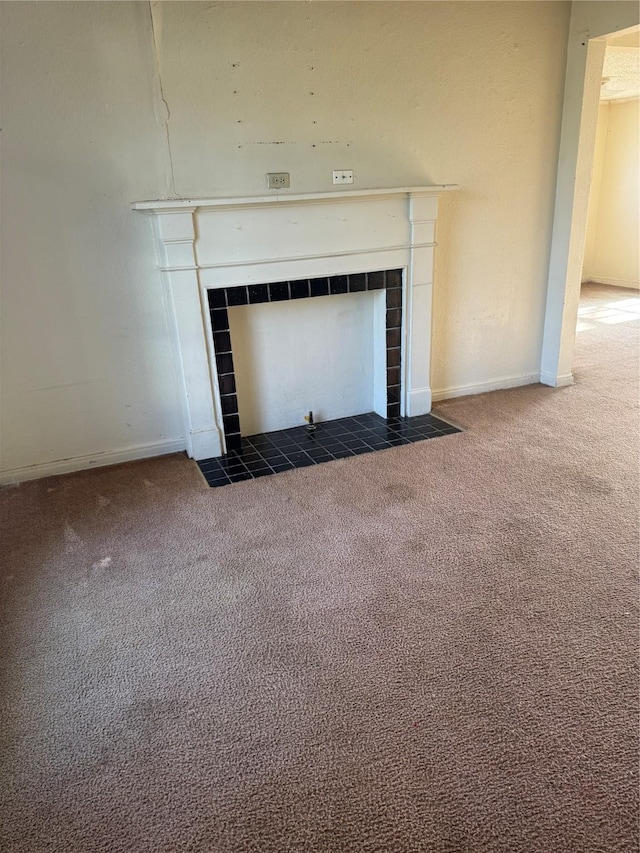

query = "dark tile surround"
(197, 411), (461, 489)
(208, 269), (404, 452)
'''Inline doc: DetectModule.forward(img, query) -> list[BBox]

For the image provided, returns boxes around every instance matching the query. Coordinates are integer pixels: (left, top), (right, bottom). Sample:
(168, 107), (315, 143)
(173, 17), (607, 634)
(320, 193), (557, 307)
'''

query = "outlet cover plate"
(267, 172), (290, 189)
(332, 170), (354, 185)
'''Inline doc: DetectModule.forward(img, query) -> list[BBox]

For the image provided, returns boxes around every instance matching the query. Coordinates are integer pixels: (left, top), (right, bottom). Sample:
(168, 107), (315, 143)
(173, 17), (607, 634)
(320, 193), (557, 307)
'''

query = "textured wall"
(1, 1), (573, 479)
(155, 1), (570, 398)
(0, 2), (184, 478)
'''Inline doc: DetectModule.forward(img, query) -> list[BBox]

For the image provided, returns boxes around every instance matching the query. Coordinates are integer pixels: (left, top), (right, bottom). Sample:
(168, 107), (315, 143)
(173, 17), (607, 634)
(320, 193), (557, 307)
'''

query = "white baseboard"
(0, 438), (186, 486)
(539, 371), (574, 388)
(432, 372), (540, 402)
(584, 277), (640, 290)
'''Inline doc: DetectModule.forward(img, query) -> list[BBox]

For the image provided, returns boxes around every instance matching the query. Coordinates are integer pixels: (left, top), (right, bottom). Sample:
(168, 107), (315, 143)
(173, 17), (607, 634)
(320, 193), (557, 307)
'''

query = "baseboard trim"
(0, 438), (186, 486)
(539, 371), (574, 388)
(584, 277), (640, 290)
(432, 372), (540, 402)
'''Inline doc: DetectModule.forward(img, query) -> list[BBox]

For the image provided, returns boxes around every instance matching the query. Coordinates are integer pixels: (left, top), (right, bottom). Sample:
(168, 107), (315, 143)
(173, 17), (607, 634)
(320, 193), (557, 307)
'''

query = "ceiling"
(601, 30), (640, 102)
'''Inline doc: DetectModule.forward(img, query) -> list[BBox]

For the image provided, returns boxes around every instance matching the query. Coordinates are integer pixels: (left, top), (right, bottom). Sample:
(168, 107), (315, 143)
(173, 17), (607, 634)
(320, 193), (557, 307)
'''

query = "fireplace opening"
(207, 269), (404, 452)
(229, 291), (379, 436)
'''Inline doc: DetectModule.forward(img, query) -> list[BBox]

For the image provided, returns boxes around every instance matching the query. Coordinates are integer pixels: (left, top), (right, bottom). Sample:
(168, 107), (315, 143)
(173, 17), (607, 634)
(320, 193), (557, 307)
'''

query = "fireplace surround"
(133, 186), (456, 459)
(208, 269), (404, 451)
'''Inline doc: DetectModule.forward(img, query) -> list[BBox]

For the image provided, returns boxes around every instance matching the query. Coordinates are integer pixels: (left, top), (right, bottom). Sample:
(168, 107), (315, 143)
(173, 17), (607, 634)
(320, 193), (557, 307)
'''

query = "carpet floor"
(1, 283), (638, 853)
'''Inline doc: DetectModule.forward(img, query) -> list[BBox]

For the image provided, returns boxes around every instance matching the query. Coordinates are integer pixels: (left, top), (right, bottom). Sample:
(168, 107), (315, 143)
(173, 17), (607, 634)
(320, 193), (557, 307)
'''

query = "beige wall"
(1, 1), (572, 479)
(583, 102), (610, 278)
(0, 2), (185, 478)
(583, 98), (640, 288)
(156, 1), (570, 400)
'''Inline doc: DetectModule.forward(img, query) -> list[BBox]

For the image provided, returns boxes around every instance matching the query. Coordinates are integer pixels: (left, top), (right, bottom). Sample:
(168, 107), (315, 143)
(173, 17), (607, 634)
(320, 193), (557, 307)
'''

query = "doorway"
(582, 31), (639, 292)
(540, 11), (639, 387)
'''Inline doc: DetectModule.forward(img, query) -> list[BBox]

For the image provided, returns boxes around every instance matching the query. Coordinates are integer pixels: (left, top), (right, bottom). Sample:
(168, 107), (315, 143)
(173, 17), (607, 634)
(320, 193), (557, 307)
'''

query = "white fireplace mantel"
(133, 185), (457, 460)
(132, 185), (457, 212)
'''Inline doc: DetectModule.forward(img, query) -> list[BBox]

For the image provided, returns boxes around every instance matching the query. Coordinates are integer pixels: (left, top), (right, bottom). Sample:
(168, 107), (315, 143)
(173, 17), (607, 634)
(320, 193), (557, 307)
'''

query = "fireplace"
(133, 186), (455, 459)
(208, 269), (404, 451)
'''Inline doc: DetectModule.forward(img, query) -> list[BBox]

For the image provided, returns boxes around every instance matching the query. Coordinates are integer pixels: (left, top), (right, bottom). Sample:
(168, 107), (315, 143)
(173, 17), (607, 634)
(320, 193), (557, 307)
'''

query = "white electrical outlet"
(267, 172), (290, 189)
(332, 170), (354, 185)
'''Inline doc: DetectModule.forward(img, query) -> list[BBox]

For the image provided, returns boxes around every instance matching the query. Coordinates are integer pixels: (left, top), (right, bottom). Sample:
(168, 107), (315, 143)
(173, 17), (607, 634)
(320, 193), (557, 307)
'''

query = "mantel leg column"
(405, 195), (438, 417)
(153, 212), (223, 459)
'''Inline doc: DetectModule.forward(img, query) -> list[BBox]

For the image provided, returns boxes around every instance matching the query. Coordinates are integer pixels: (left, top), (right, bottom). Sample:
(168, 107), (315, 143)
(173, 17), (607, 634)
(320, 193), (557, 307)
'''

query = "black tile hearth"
(197, 412), (461, 488)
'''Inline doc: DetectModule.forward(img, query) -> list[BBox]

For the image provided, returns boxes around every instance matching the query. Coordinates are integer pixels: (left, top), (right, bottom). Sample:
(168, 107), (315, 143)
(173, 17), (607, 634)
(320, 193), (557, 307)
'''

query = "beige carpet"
(1, 283), (638, 852)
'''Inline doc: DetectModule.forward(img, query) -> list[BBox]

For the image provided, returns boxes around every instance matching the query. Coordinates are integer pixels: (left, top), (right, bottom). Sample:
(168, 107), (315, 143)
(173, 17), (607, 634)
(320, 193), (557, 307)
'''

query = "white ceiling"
(601, 30), (639, 102)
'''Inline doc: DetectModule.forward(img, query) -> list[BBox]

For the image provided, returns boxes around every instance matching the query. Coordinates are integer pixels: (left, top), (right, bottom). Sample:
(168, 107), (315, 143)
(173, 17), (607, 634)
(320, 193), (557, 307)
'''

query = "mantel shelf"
(131, 185), (458, 212)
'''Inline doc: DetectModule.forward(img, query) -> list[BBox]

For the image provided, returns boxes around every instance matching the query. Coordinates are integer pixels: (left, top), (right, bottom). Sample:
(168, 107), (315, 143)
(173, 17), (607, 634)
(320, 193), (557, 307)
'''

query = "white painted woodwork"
(134, 187), (455, 459)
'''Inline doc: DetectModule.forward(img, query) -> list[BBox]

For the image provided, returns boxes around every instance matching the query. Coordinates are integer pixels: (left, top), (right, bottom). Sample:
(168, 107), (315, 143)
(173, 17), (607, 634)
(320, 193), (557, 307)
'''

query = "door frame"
(540, 9), (639, 386)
